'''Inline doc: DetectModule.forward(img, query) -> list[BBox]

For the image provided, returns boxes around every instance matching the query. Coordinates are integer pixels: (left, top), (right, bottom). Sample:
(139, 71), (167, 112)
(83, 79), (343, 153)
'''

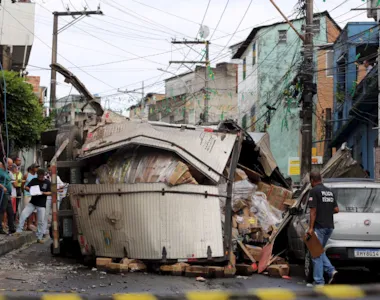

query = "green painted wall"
(255, 16), (328, 183)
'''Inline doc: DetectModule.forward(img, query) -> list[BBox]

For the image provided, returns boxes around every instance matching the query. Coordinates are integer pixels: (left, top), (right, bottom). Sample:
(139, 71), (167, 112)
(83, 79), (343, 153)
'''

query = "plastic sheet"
(250, 192), (282, 232)
(219, 179), (256, 211)
(95, 148), (198, 186)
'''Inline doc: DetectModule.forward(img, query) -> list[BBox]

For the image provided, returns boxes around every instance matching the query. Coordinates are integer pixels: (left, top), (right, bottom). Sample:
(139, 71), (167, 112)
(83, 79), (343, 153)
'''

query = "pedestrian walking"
(16, 169), (51, 243)
(0, 158), (16, 234)
(13, 157), (23, 221)
(307, 171), (339, 285)
(22, 163), (39, 230)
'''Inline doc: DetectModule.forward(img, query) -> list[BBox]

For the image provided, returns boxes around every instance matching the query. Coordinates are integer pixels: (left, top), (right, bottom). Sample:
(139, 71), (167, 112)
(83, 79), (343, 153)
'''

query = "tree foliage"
(0, 71), (51, 151)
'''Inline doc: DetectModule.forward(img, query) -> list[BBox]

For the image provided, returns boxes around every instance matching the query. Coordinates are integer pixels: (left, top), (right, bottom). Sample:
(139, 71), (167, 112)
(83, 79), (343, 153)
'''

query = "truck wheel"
(55, 125), (83, 161)
(304, 250), (314, 283)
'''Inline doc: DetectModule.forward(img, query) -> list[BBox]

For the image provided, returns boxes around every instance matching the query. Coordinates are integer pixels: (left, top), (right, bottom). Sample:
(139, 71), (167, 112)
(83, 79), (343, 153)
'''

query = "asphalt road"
(0, 240), (379, 298)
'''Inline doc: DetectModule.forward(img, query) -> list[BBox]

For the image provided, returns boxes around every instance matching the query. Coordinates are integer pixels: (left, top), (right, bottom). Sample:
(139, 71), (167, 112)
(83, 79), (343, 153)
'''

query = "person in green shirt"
(0, 158), (15, 234)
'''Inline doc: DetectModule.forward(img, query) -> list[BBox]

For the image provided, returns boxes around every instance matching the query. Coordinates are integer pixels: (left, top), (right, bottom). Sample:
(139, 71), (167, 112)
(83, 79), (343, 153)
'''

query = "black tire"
(50, 242), (60, 257)
(55, 125), (83, 161)
(305, 250), (314, 283)
(368, 266), (380, 275)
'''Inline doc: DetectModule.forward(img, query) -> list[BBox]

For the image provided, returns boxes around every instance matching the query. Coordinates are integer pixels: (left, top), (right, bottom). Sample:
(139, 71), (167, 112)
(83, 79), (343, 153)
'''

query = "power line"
(210, 0), (229, 40)
(211, 0), (253, 62)
(2, 5), (116, 90)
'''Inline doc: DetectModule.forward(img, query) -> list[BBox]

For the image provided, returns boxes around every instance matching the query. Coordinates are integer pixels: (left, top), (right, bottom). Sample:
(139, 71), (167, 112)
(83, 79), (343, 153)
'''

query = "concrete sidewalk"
(0, 232), (36, 256)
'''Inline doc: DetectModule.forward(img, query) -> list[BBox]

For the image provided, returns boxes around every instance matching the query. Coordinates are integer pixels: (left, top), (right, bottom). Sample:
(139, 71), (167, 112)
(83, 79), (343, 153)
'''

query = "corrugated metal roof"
(81, 121), (236, 183)
(69, 183), (224, 260)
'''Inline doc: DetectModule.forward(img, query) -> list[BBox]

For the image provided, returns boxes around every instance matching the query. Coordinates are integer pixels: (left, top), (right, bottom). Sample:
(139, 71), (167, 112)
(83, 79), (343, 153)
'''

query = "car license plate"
(354, 249), (380, 258)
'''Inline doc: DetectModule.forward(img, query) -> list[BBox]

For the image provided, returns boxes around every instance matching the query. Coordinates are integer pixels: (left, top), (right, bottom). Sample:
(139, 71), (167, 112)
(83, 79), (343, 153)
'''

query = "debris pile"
(221, 167), (293, 278)
(95, 148), (198, 186)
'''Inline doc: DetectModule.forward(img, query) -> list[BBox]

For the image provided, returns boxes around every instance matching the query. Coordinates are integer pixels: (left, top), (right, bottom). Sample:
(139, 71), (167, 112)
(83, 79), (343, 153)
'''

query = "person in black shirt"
(16, 169), (51, 243)
(308, 171), (339, 285)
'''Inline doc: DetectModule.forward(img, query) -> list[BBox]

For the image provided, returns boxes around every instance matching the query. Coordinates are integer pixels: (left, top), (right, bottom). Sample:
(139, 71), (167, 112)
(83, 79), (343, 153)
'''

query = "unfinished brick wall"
(315, 17), (341, 158)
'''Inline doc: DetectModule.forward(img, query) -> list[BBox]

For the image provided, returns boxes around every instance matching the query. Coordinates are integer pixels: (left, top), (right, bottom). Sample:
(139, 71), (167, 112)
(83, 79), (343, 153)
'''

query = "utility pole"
(323, 108), (332, 163)
(300, 0), (314, 180)
(2, 45), (12, 71)
(169, 40), (210, 122)
(50, 10), (103, 111)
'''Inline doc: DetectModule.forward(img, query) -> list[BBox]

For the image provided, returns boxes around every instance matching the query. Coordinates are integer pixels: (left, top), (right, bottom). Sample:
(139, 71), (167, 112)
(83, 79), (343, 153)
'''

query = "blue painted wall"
(332, 22), (378, 178)
(333, 22), (377, 133)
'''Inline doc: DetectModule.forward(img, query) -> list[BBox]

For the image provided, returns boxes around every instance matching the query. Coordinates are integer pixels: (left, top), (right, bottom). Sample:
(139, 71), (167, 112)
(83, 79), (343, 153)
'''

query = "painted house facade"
(153, 62), (237, 125)
(330, 22), (379, 178)
(231, 11), (340, 183)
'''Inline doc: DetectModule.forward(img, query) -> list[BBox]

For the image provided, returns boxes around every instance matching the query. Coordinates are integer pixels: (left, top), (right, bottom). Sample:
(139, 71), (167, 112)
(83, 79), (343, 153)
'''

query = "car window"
(330, 187), (380, 213)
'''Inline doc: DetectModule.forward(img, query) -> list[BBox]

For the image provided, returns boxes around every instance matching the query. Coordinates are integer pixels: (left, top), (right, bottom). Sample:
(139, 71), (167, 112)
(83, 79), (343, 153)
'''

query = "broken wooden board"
(185, 266), (210, 278)
(235, 264), (255, 276)
(96, 257), (112, 271)
(267, 264), (290, 277)
(223, 265), (237, 278)
(160, 262), (189, 276)
(107, 262), (129, 273)
(237, 240), (256, 263)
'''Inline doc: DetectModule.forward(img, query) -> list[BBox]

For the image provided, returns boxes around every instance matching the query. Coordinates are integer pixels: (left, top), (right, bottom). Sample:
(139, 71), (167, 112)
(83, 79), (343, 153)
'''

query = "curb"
(0, 232), (36, 256)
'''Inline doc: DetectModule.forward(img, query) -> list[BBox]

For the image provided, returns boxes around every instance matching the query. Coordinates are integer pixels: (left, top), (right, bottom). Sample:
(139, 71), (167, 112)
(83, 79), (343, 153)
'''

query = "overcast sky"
(23, 0), (371, 112)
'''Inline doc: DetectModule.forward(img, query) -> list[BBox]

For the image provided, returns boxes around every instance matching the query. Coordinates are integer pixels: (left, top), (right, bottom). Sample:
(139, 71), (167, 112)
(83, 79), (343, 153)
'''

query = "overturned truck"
(42, 64), (292, 266)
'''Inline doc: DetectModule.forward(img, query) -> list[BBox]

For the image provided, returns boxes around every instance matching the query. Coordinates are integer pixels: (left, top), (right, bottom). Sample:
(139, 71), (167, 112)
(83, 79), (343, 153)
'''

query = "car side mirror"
(289, 207), (303, 216)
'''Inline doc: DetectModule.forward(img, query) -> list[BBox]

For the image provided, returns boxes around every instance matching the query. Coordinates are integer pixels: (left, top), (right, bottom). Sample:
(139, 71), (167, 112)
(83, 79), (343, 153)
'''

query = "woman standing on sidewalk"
(22, 164), (39, 231)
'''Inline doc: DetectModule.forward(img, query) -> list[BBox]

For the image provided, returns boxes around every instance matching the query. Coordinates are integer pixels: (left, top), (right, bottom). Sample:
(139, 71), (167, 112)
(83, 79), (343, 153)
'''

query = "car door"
(288, 191), (310, 260)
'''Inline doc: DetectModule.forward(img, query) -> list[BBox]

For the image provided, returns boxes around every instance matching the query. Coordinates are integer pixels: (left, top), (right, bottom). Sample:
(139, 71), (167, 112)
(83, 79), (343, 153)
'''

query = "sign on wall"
(288, 156), (323, 176)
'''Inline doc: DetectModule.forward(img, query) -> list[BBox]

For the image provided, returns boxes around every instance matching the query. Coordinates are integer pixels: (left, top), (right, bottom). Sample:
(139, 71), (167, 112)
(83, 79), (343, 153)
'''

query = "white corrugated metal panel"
(248, 132), (277, 177)
(69, 183), (224, 260)
(81, 121), (236, 183)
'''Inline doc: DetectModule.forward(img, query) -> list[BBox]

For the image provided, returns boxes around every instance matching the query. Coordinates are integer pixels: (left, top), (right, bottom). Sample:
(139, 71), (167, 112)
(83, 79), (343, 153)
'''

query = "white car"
(287, 178), (380, 281)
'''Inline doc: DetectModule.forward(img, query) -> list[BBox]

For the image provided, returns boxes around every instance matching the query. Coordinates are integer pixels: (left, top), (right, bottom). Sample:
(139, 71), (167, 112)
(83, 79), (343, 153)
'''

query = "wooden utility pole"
(300, 0), (314, 180)
(50, 10), (103, 111)
(169, 40), (210, 122)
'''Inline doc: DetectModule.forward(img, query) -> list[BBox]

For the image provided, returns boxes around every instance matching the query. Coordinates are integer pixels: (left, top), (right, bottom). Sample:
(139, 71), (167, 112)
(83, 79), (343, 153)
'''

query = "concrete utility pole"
(50, 10), (103, 111)
(300, 0), (314, 180)
(169, 40), (210, 122)
(2, 45), (12, 71)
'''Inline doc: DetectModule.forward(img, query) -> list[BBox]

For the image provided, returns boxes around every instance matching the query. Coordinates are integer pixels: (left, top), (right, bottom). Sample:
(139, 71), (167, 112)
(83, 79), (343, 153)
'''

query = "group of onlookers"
(0, 158), (67, 243)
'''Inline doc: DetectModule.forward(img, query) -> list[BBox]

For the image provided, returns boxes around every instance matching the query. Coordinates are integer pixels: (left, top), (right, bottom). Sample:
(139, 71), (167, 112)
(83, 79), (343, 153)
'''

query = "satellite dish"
(199, 25), (210, 39)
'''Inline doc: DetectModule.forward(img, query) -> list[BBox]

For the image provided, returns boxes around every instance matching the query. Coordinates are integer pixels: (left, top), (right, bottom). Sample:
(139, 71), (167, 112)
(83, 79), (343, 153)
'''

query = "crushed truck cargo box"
(69, 183), (224, 260)
(80, 121), (237, 183)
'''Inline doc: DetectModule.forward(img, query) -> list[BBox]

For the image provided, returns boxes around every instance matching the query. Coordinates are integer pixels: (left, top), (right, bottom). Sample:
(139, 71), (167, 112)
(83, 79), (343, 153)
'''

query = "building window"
(326, 51), (334, 77)
(243, 58), (246, 80)
(313, 19), (320, 34)
(278, 30), (287, 43)
(252, 43), (256, 65)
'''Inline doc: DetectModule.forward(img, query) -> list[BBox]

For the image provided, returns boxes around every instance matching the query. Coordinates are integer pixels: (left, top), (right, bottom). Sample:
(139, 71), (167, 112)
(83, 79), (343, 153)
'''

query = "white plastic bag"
(251, 192), (282, 231)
